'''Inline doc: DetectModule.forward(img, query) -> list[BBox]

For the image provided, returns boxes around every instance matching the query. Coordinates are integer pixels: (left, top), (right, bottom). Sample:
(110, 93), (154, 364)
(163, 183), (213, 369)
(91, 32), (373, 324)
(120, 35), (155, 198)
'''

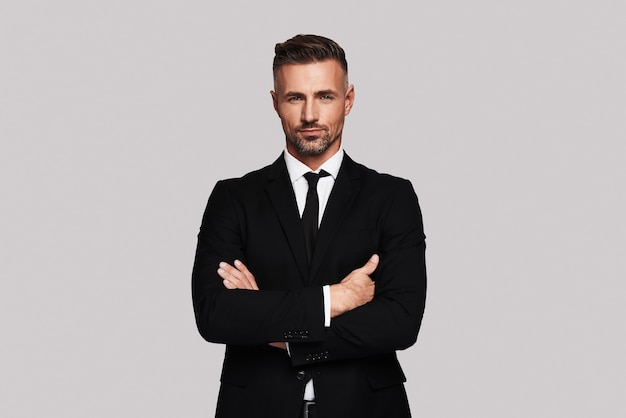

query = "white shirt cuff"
(323, 285), (331, 327)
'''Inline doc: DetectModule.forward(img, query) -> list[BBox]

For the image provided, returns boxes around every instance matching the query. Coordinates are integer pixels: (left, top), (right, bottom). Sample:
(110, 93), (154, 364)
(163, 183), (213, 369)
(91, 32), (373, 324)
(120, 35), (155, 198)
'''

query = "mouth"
(299, 127), (325, 136)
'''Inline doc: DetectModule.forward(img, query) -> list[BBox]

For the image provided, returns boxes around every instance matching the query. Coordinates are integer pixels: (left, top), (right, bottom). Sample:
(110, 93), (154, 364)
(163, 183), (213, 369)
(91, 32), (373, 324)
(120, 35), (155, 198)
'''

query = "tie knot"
(303, 170), (330, 187)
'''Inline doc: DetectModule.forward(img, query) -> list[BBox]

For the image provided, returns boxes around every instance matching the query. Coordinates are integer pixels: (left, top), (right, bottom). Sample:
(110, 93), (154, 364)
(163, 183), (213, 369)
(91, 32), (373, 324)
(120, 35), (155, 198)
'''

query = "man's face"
(271, 60), (355, 167)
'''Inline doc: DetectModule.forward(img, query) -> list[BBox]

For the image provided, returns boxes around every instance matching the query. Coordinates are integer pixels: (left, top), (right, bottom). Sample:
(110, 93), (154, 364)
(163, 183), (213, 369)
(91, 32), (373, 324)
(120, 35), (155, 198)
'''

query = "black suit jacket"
(192, 153), (426, 418)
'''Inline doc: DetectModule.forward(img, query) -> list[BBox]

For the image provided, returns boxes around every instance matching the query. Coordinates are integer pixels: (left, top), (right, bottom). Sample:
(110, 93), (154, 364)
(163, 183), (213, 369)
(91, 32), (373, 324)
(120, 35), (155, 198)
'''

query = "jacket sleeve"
(287, 179), (427, 366)
(192, 180), (326, 346)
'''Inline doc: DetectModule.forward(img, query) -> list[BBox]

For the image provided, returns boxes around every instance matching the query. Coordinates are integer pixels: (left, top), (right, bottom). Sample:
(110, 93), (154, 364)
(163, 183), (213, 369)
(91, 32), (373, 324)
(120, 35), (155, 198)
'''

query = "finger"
(218, 261), (258, 290)
(360, 254), (379, 275)
(222, 279), (236, 289)
(234, 260), (259, 290)
(218, 262), (253, 290)
(217, 265), (240, 287)
(231, 260), (257, 290)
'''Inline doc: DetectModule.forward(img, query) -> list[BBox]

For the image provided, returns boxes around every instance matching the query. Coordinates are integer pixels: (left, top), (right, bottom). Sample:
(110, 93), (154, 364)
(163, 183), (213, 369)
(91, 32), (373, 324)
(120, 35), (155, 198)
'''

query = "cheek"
(278, 108), (300, 127)
(277, 113), (293, 128)
(326, 109), (345, 128)
(284, 118), (298, 130)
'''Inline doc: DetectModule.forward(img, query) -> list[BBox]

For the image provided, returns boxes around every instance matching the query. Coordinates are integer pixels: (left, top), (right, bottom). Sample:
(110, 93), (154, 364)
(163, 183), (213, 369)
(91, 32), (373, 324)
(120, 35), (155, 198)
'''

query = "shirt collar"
(284, 148), (344, 184)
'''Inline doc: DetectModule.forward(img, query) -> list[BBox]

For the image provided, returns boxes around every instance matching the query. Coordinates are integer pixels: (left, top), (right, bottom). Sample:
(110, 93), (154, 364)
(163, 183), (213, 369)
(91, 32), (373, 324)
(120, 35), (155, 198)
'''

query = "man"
(192, 34), (426, 418)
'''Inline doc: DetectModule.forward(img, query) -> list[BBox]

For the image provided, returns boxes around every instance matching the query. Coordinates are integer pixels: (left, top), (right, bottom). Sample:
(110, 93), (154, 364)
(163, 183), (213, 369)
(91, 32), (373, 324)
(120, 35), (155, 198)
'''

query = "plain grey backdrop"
(1, 0), (624, 417)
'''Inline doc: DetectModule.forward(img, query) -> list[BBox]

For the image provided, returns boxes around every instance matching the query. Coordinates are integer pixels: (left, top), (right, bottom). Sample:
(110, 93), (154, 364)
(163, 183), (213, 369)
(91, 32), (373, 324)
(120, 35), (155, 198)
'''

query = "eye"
(287, 96), (302, 102)
(320, 95), (333, 100)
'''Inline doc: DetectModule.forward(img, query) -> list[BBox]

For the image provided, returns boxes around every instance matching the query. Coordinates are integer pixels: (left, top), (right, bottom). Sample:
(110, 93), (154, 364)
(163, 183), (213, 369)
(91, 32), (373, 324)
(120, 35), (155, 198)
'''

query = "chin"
(300, 143), (330, 156)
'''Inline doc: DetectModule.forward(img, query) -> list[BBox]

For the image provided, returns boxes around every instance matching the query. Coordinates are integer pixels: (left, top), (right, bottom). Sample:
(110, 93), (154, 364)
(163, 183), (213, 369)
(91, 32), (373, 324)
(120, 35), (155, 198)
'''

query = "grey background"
(1, 1), (624, 417)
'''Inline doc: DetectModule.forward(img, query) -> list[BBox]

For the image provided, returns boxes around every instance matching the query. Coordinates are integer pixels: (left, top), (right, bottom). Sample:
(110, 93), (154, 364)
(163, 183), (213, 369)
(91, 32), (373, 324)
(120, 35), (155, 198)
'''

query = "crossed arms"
(218, 255), (378, 318)
(192, 176), (426, 365)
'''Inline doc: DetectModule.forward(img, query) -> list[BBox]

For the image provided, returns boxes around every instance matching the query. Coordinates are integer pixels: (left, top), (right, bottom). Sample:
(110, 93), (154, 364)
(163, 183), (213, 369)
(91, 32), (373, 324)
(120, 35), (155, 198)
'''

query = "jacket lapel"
(264, 155), (310, 284)
(308, 154), (362, 283)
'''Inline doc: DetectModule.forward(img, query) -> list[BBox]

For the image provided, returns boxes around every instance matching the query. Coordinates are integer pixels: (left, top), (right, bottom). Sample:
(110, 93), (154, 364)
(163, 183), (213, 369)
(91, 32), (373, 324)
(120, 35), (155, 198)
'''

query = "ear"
(344, 84), (355, 116)
(270, 90), (279, 113)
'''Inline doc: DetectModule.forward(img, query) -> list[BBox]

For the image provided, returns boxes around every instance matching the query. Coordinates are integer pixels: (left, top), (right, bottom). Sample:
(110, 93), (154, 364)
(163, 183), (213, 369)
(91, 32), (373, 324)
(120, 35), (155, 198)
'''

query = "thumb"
(360, 254), (379, 275)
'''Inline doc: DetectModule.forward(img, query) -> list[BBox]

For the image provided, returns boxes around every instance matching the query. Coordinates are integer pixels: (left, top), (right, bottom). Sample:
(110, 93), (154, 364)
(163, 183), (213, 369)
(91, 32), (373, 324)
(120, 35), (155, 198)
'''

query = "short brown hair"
(273, 34), (348, 80)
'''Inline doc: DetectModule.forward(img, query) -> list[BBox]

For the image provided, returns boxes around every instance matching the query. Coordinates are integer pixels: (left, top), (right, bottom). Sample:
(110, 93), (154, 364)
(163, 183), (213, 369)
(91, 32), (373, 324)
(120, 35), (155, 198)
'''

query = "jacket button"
(296, 370), (306, 381)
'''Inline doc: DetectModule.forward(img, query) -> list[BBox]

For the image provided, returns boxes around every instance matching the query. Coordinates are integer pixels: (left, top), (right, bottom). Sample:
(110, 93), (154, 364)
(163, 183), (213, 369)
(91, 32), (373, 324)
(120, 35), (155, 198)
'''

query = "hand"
(217, 259), (259, 290)
(329, 254), (378, 318)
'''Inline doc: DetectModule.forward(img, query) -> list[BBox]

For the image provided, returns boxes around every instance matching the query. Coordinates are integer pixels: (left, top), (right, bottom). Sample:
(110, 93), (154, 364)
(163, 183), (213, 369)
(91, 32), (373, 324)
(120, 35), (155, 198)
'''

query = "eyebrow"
(283, 89), (339, 97)
(316, 89), (337, 97)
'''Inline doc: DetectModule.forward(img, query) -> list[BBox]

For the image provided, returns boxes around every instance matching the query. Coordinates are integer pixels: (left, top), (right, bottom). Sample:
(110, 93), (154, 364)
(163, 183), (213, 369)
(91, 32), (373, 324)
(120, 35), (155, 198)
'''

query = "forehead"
(274, 60), (346, 92)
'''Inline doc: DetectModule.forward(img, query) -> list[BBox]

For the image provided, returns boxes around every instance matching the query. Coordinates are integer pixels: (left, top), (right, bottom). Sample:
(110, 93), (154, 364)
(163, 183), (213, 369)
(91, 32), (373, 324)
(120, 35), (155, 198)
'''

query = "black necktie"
(302, 170), (330, 263)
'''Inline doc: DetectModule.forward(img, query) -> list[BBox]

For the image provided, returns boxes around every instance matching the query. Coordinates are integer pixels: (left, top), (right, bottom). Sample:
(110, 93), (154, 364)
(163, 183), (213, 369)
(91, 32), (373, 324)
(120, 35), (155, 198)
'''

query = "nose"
(301, 100), (318, 123)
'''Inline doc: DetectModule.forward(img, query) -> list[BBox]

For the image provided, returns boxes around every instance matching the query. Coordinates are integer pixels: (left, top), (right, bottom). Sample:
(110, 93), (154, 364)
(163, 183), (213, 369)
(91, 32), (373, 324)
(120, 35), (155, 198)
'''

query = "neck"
(286, 141), (341, 171)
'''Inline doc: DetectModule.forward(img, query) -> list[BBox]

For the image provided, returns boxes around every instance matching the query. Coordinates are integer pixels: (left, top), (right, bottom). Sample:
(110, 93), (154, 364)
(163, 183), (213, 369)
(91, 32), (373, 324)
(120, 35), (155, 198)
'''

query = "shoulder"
(216, 155), (285, 190)
(344, 155), (415, 192)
